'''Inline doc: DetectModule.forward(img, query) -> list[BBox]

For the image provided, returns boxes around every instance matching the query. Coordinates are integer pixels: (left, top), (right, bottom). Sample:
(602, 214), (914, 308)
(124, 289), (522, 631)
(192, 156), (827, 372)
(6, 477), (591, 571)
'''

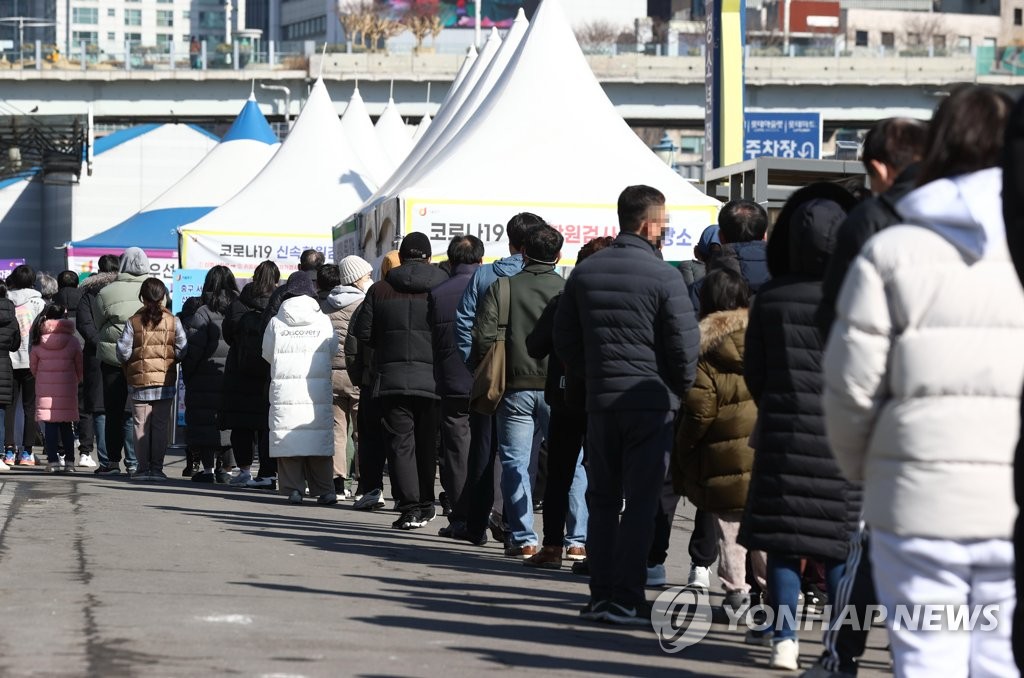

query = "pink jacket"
(30, 320), (83, 423)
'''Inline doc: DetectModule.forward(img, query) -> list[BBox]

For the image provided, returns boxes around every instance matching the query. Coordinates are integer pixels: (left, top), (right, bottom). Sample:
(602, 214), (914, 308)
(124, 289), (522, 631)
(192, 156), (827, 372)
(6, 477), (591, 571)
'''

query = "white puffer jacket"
(823, 167), (1024, 540)
(262, 295), (337, 458)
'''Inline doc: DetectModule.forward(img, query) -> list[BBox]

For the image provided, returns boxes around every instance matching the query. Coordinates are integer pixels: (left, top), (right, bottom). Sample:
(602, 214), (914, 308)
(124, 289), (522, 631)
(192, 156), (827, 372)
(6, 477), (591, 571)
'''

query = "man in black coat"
(429, 235), (484, 539)
(75, 254), (120, 471)
(1001, 95), (1024, 674)
(555, 185), (699, 625)
(352, 232), (448, 531)
(806, 118), (926, 678)
(689, 200), (770, 314)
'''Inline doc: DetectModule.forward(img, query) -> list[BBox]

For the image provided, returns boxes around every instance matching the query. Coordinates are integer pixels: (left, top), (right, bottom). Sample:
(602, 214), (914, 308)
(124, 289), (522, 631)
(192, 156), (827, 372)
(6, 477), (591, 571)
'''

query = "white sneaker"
(229, 469), (252, 487)
(769, 638), (800, 670)
(57, 457), (66, 469)
(687, 564), (711, 589)
(353, 488), (385, 510)
(646, 563), (667, 587)
(77, 454), (97, 468)
(0, 459), (8, 471)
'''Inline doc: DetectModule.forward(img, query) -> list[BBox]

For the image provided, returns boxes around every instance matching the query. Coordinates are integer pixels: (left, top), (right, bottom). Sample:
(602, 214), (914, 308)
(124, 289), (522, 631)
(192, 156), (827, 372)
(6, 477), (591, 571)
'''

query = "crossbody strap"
(496, 276), (510, 339)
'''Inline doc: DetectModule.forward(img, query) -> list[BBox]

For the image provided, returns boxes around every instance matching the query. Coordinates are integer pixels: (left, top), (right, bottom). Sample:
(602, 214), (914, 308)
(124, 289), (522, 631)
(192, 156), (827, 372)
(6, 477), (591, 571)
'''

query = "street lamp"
(652, 132), (678, 166)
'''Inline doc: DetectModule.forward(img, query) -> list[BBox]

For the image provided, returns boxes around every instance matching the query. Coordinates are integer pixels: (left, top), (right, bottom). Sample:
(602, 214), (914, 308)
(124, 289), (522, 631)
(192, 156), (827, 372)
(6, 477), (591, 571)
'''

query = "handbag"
(470, 276), (510, 415)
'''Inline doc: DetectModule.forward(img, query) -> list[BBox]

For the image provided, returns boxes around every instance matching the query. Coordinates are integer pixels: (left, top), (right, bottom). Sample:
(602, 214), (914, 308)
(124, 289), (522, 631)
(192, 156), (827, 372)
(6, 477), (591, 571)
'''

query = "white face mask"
(355, 275), (372, 292)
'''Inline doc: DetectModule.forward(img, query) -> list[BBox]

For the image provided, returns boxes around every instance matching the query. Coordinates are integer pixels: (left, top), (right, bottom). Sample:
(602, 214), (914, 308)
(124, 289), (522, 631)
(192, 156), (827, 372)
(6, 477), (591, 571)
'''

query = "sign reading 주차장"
(405, 201), (719, 264)
(744, 111), (822, 160)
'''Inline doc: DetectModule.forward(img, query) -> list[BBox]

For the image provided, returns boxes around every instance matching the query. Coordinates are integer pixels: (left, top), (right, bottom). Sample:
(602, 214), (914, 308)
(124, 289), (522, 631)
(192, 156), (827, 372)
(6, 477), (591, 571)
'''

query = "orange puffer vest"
(127, 312), (177, 389)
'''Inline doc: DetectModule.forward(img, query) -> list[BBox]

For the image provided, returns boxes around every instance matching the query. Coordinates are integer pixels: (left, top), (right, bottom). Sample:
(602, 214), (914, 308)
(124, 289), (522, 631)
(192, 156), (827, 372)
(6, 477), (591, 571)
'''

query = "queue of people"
(1, 83), (1023, 678)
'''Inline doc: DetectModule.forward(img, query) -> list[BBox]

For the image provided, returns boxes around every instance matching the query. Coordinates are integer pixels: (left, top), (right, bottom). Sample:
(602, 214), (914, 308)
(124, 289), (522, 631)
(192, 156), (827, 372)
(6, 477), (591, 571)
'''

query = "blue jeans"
(496, 389), (549, 547)
(44, 422), (75, 464)
(767, 553), (845, 641)
(94, 413), (108, 466)
(564, 449), (588, 547)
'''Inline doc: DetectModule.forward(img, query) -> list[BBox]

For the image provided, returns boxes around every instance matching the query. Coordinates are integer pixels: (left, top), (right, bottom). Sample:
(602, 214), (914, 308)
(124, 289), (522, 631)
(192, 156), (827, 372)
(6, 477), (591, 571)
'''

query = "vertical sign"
(704, 0), (746, 174)
(704, 5), (717, 175)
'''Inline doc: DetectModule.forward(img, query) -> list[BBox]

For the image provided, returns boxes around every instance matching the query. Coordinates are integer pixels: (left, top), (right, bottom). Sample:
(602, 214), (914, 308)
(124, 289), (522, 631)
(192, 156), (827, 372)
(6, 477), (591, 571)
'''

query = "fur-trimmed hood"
(79, 271), (117, 291)
(698, 308), (748, 371)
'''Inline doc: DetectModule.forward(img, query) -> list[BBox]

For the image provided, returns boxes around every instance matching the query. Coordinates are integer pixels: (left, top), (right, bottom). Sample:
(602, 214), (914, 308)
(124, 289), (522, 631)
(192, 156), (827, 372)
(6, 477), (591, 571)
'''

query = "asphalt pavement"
(0, 453), (893, 677)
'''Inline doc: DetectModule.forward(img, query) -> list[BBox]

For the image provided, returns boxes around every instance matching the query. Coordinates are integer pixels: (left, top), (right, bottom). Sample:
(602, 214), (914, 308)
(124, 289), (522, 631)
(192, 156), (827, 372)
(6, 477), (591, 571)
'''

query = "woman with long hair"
(825, 85), (1023, 676)
(29, 303), (82, 473)
(4, 264), (46, 466)
(221, 260), (280, 488)
(182, 265), (238, 483)
(116, 278), (186, 480)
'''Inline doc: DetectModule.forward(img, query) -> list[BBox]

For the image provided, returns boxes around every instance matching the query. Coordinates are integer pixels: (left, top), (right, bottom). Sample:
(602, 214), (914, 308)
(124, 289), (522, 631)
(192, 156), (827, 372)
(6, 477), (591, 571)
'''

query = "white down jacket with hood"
(823, 167), (1024, 540)
(263, 295), (337, 458)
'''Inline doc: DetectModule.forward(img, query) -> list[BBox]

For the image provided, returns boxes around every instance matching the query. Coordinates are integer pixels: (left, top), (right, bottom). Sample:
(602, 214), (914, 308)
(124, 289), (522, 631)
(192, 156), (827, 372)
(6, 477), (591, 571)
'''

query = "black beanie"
(399, 232), (431, 261)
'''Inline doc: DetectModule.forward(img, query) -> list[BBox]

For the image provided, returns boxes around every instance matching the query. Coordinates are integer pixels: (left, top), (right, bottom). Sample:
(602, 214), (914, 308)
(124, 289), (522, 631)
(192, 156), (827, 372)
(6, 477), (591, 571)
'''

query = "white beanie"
(338, 256), (373, 286)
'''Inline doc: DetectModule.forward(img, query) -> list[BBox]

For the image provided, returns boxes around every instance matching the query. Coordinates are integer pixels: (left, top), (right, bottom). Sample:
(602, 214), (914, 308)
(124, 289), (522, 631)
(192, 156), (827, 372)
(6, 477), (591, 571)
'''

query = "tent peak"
(249, 79), (255, 101)
(467, 45), (477, 57)
(515, 7), (527, 20)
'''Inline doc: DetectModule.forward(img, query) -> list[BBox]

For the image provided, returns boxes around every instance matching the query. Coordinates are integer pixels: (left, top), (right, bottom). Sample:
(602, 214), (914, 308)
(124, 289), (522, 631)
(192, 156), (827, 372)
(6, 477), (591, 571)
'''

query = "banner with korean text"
(404, 199), (719, 265)
(179, 231), (333, 278)
(67, 246), (178, 284)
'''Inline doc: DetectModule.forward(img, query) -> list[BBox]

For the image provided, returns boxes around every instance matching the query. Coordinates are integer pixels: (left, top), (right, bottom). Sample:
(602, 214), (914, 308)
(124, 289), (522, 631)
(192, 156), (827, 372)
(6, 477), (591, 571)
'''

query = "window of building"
(1017, 8), (1023, 26)
(125, 32), (142, 45)
(182, 10), (190, 20)
(125, 9), (142, 26)
(157, 0), (172, 3)
(72, 7), (99, 25)
(906, 32), (921, 47)
(198, 11), (225, 30)
(157, 10), (173, 27)
(956, 35), (972, 51)
(71, 30), (98, 45)
(933, 35), (946, 52)
(854, 30), (868, 47)
(881, 31), (895, 48)
(107, 31), (116, 41)
(155, 33), (172, 47)
(107, 8), (115, 17)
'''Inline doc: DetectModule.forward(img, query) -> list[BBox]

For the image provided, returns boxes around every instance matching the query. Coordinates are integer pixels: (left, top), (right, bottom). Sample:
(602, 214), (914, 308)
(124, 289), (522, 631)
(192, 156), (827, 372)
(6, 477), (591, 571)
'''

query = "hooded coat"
(76, 272), (117, 412)
(825, 167), (1024, 541)
(8, 287), (46, 370)
(182, 298), (234, 447)
(351, 261), (449, 399)
(263, 295), (336, 458)
(671, 309), (757, 512)
(739, 184), (862, 563)
(454, 253), (523, 365)
(220, 284), (273, 431)
(29, 319), (83, 422)
(0, 299), (21, 406)
(94, 249), (149, 367)
(319, 284), (365, 397)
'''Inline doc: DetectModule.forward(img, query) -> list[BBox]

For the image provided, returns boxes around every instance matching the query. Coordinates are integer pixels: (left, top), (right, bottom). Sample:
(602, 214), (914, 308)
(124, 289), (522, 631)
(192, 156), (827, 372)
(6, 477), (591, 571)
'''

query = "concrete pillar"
(41, 172), (76, 275)
(34, 40), (41, 70)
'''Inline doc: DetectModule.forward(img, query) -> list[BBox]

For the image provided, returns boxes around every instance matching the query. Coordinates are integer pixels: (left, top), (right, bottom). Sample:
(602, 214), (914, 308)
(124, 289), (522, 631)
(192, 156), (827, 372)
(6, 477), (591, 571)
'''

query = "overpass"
(1, 53), (1022, 129)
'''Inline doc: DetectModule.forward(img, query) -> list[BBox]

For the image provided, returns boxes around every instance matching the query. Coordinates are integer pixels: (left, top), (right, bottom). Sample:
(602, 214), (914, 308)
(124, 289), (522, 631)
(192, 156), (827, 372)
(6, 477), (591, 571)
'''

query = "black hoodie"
(352, 261), (448, 399)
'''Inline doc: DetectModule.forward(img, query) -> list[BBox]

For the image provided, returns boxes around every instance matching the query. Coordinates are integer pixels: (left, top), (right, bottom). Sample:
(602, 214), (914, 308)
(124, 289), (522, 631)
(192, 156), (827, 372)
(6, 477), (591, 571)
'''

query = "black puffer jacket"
(739, 183), (861, 563)
(352, 261), (448, 399)
(428, 262), (478, 398)
(220, 285), (272, 431)
(75, 272), (117, 413)
(816, 164), (918, 338)
(527, 292), (584, 410)
(0, 298), (21, 406)
(182, 301), (234, 446)
(554, 232), (699, 412)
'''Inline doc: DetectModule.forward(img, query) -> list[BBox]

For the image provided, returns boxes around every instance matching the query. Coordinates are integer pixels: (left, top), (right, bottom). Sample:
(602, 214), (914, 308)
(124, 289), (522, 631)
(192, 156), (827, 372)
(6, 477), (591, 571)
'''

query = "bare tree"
(903, 13), (950, 53)
(575, 20), (624, 51)
(365, 4), (405, 54)
(338, 1), (376, 51)
(402, 0), (441, 53)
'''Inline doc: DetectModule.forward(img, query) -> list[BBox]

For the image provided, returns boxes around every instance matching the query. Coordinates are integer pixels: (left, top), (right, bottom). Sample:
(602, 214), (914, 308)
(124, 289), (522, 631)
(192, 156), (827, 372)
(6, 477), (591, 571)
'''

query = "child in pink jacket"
(29, 303), (83, 473)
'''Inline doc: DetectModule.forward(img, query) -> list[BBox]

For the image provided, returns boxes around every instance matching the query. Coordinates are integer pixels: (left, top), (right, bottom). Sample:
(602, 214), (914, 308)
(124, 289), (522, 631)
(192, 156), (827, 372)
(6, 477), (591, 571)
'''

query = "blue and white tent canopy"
(72, 97), (279, 251)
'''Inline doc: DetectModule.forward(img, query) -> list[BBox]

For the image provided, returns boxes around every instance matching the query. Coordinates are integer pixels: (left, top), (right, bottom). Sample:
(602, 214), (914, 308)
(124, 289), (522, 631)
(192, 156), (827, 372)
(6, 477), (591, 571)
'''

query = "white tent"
(180, 79), (376, 276)
(411, 114), (432, 144)
(341, 87), (392, 187)
(360, 0), (720, 263)
(72, 124), (219, 242)
(374, 99), (413, 174)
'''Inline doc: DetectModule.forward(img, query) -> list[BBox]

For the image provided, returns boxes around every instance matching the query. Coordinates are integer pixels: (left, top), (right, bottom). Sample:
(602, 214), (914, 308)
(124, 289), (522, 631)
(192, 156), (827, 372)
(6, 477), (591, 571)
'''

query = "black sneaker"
(95, 465), (121, 476)
(392, 511), (421, 530)
(488, 511), (508, 544)
(181, 463), (197, 478)
(571, 558), (590, 576)
(420, 504), (437, 524)
(580, 599), (610, 621)
(191, 471), (215, 483)
(214, 469), (231, 484)
(439, 492), (452, 516)
(604, 600), (653, 627)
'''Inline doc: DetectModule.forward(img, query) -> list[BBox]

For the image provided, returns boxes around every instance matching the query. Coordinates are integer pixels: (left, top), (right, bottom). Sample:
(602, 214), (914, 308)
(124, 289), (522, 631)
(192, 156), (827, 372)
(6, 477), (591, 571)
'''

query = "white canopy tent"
(357, 0), (720, 264)
(180, 79), (376, 276)
(411, 114), (432, 144)
(341, 87), (392, 188)
(374, 98), (414, 175)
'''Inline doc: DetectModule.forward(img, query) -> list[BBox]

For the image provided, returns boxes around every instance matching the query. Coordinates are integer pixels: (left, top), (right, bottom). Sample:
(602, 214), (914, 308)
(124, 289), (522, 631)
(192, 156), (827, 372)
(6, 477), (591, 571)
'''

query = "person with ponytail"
(116, 278), (186, 481)
(29, 303), (83, 473)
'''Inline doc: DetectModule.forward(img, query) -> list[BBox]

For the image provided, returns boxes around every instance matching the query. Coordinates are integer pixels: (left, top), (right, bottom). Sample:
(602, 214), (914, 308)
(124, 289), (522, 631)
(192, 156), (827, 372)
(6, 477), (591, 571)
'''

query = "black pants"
(439, 396), (472, 522)
(380, 395), (439, 513)
(231, 428), (269, 470)
(587, 409), (672, 606)
(4, 368), (37, 450)
(820, 528), (876, 675)
(463, 410), (499, 539)
(688, 509), (720, 568)
(541, 403), (587, 548)
(100, 363), (133, 467)
(78, 410), (94, 456)
(356, 390), (385, 494)
(649, 469), (681, 566)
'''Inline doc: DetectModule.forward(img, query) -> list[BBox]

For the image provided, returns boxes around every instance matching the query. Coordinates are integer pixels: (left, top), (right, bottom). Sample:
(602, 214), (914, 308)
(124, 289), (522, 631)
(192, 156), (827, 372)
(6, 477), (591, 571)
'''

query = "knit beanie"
(284, 271), (316, 299)
(398, 232), (431, 261)
(338, 256), (373, 286)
